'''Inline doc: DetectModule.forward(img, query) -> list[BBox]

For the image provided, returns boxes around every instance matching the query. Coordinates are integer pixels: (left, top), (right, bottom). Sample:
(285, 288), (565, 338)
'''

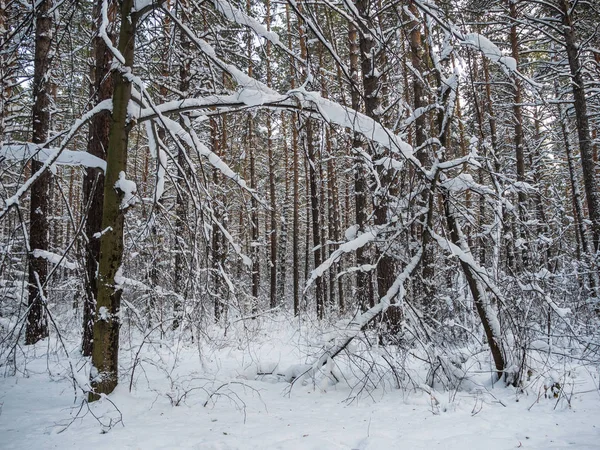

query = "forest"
(0, 0), (599, 448)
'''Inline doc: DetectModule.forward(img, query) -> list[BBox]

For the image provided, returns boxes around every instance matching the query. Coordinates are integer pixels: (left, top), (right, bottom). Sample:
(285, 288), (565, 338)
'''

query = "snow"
(305, 226), (381, 291)
(166, 12), (277, 96)
(136, 86), (420, 174)
(153, 114), (264, 207)
(143, 121), (166, 203)
(93, 226), (113, 239)
(344, 224), (359, 241)
(441, 173), (495, 196)
(212, 0), (280, 46)
(114, 171), (138, 209)
(98, 305), (110, 321)
(100, 0), (125, 65)
(1, 143), (106, 171)
(32, 249), (79, 270)
(0, 318), (598, 450)
(133, 0), (153, 12)
(462, 33), (517, 76)
(1, 99), (112, 214)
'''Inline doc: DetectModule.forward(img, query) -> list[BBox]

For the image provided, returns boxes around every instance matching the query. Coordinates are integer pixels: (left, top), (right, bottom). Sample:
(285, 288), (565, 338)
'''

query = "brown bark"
(266, 0), (277, 309)
(173, 1), (191, 326)
(348, 19), (372, 309)
(561, 0), (600, 254)
(276, 112), (290, 304)
(82, 0), (116, 356)
(286, 4), (301, 316)
(508, 0), (528, 270)
(406, 1), (435, 313)
(306, 121), (324, 319)
(0, 0), (15, 141)
(245, 0), (259, 309)
(26, 0), (54, 345)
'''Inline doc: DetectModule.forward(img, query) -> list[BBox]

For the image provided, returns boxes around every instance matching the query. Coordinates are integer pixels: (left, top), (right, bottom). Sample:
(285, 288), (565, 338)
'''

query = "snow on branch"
(32, 249), (79, 270)
(135, 87), (424, 176)
(461, 33), (516, 76)
(157, 115), (266, 208)
(413, 0), (539, 87)
(1, 144), (106, 171)
(212, 0), (280, 45)
(429, 227), (504, 340)
(288, 249), (423, 386)
(440, 173), (495, 196)
(0, 99), (112, 217)
(305, 226), (381, 292)
(100, 0), (124, 64)
(143, 121), (167, 203)
(164, 8), (277, 95)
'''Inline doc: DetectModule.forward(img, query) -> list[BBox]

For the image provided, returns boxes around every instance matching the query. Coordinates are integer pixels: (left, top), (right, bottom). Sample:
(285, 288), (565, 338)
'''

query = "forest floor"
(0, 314), (598, 449)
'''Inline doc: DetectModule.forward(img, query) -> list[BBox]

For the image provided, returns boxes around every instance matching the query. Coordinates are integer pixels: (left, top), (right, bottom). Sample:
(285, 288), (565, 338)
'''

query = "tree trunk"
(306, 121), (324, 319)
(508, 0), (528, 270)
(276, 112), (290, 304)
(247, 0), (259, 310)
(443, 194), (506, 380)
(561, 0), (600, 254)
(173, 2), (191, 327)
(266, 0), (277, 309)
(89, 0), (137, 401)
(0, 0), (15, 142)
(82, 0), (116, 357)
(26, 0), (53, 345)
(406, 1), (435, 314)
(286, 3), (300, 316)
(348, 19), (372, 309)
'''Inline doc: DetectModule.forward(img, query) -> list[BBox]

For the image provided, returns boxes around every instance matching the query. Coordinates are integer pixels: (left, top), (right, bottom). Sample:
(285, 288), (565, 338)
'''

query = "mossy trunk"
(89, 0), (136, 401)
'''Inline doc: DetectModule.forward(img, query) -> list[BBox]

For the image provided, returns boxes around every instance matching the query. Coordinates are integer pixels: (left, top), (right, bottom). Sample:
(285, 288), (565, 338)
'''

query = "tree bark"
(406, 1), (435, 314)
(443, 194), (506, 380)
(173, 1), (191, 327)
(306, 120), (324, 319)
(26, 0), (54, 345)
(348, 19), (372, 309)
(561, 0), (600, 254)
(286, 4), (301, 316)
(266, 0), (277, 309)
(82, 0), (116, 357)
(276, 112), (290, 305)
(89, 0), (137, 401)
(508, 0), (528, 270)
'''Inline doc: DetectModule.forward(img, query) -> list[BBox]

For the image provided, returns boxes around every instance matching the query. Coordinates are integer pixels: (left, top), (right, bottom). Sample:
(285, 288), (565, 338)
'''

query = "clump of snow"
(306, 227), (381, 290)
(98, 306), (110, 321)
(344, 224), (359, 241)
(462, 33), (517, 75)
(93, 226), (113, 239)
(114, 171), (138, 209)
(441, 173), (494, 195)
(213, 0), (280, 45)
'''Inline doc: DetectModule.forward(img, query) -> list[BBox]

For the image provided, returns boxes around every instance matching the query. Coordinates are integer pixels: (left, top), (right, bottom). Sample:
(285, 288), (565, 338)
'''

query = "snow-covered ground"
(1, 316), (598, 449)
